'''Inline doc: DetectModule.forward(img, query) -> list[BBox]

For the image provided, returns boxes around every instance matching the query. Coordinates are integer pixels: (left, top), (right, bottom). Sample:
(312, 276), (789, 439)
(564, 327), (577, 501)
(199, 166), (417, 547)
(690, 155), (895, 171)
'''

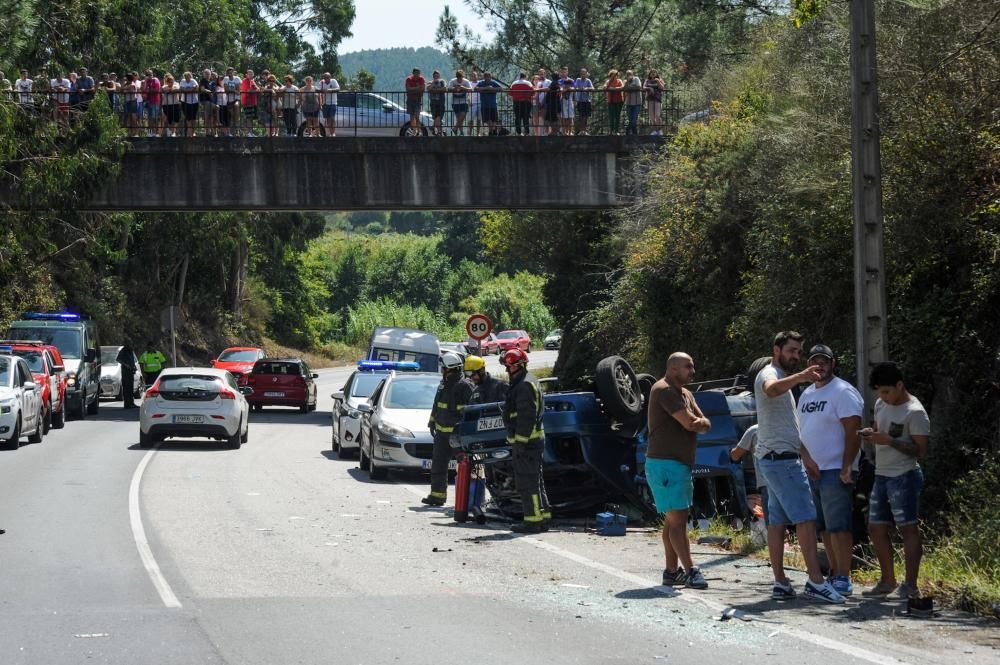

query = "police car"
(331, 360), (419, 459)
(0, 352), (45, 450)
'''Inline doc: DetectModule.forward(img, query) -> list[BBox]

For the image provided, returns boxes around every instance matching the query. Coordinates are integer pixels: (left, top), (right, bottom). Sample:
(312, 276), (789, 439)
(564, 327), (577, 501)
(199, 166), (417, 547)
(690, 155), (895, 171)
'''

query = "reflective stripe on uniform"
(437, 402), (449, 409)
(436, 424), (454, 433)
(430, 491), (447, 498)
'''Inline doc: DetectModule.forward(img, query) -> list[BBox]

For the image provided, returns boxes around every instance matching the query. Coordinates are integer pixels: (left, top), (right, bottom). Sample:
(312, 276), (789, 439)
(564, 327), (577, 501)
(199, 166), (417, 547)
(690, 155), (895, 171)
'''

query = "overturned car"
(452, 356), (759, 522)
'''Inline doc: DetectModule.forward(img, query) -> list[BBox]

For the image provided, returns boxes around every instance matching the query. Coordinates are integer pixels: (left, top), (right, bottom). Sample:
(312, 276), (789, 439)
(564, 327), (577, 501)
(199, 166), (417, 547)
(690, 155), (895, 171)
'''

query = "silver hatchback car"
(357, 372), (443, 480)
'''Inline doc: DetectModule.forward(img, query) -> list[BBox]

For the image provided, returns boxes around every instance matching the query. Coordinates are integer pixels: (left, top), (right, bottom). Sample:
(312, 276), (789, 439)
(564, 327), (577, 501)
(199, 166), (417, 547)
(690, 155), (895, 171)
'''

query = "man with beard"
(754, 331), (845, 604)
(797, 344), (864, 596)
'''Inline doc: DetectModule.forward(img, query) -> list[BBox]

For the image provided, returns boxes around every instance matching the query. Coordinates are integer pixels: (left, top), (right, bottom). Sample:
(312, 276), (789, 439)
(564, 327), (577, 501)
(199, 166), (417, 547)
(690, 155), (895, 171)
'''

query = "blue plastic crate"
(596, 511), (627, 536)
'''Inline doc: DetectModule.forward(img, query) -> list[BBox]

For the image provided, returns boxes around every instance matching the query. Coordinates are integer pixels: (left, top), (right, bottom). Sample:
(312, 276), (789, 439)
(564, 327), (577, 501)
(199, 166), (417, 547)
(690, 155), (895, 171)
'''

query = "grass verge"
(687, 517), (768, 557)
(262, 338), (364, 369)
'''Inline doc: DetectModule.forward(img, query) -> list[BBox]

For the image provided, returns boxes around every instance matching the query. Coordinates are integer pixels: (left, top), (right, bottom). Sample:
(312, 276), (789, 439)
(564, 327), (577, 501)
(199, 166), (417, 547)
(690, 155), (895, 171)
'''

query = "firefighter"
(500, 348), (551, 533)
(464, 355), (508, 404)
(422, 351), (475, 506)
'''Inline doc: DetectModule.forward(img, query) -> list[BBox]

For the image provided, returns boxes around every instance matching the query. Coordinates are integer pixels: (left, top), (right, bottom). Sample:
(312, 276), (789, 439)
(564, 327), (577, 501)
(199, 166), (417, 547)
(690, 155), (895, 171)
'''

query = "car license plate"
(173, 415), (205, 424)
(477, 416), (505, 431)
(264, 391), (285, 397)
(420, 459), (458, 470)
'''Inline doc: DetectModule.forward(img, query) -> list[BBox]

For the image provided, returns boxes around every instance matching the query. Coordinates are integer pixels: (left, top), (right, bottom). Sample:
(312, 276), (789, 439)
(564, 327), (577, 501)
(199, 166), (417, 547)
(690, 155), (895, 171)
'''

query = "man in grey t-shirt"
(753, 331), (844, 604)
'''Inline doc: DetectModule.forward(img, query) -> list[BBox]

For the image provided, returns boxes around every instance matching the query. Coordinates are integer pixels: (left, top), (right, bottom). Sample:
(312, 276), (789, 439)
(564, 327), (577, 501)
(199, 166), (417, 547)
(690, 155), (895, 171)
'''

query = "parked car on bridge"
(0, 341), (67, 432)
(333, 92), (433, 137)
(331, 361), (420, 459)
(0, 354), (45, 450)
(496, 330), (531, 353)
(245, 358), (318, 413)
(453, 356), (757, 522)
(543, 329), (562, 350)
(356, 371), (442, 480)
(139, 368), (250, 449)
(211, 346), (266, 385)
(99, 345), (145, 401)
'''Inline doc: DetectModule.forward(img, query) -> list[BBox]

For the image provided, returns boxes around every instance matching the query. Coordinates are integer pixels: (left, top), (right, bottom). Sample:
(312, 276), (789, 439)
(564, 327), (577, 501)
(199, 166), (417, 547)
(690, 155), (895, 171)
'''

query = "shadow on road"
(615, 587), (681, 600)
(249, 408), (329, 428)
(126, 441), (236, 452)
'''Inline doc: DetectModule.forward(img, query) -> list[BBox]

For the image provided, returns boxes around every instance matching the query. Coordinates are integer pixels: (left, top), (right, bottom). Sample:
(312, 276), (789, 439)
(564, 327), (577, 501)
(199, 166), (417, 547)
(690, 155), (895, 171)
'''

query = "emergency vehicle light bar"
(0, 340), (46, 346)
(21, 312), (82, 321)
(357, 360), (420, 372)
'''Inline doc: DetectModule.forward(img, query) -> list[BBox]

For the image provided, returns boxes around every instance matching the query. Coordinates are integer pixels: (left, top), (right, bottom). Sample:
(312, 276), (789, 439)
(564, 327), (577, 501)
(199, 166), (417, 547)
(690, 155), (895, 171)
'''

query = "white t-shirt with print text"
(798, 377), (864, 471)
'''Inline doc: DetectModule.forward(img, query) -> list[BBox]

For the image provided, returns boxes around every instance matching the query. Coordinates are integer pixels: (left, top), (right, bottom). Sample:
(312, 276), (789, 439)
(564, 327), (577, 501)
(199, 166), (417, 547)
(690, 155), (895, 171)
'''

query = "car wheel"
(369, 455), (388, 480)
(331, 429), (340, 452)
(746, 356), (772, 391)
(139, 429), (154, 448)
(42, 403), (52, 434)
(52, 403), (65, 429)
(339, 445), (355, 460)
(28, 409), (44, 443)
(240, 422), (249, 444)
(1, 417), (21, 450)
(636, 373), (657, 408)
(360, 445), (370, 473)
(227, 419), (242, 449)
(299, 402), (309, 414)
(87, 390), (99, 415)
(595, 355), (642, 420)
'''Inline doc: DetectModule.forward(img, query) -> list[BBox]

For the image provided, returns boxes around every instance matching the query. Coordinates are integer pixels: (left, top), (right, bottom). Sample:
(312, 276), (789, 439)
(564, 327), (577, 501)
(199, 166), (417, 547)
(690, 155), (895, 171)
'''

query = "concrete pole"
(850, 0), (888, 415)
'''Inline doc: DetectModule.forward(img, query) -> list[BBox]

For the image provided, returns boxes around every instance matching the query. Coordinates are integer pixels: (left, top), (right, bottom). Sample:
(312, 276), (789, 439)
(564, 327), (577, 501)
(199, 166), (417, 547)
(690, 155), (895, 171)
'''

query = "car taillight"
(145, 386), (159, 398)
(219, 389), (236, 400)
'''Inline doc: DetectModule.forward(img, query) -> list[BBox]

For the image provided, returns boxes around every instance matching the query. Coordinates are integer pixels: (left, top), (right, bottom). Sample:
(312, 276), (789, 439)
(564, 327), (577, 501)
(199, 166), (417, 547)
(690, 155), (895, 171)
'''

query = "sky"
(338, 1), (486, 53)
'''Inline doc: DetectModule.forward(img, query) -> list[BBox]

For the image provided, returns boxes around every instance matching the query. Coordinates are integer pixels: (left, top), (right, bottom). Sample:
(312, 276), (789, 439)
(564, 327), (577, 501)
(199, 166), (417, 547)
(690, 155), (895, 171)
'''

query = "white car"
(139, 367), (250, 449)
(99, 345), (144, 400)
(0, 354), (44, 450)
(331, 92), (433, 137)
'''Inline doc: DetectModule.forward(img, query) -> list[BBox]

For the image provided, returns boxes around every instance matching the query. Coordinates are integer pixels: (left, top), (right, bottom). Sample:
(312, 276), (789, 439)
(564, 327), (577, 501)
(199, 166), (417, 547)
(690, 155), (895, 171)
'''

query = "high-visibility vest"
(139, 351), (166, 372)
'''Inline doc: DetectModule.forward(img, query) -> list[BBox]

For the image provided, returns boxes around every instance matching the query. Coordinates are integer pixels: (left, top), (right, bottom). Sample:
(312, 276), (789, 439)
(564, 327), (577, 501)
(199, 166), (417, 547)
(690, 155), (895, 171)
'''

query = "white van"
(366, 327), (440, 373)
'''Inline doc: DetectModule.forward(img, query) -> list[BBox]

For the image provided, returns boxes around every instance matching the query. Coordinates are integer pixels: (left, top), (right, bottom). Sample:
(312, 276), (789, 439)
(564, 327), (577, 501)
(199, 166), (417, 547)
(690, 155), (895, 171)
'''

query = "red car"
(0, 340), (68, 431)
(496, 330), (532, 353)
(465, 332), (501, 356)
(245, 358), (318, 413)
(211, 347), (267, 385)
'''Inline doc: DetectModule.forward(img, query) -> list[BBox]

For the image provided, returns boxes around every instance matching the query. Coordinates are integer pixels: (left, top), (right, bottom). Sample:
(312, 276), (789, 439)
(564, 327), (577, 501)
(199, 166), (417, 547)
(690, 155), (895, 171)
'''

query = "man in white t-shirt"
(860, 362), (930, 600)
(319, 72), (340, 136)
(797, 344), (863, 596)
(15, 70), (33, 107)
(50, 73), (71, 126)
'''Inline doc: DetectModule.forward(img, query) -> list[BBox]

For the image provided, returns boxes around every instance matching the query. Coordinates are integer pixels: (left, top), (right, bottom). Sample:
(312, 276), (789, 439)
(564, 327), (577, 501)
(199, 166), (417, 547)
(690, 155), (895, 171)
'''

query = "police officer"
(138, 346), (168, 385)
(464, 355), (508, 404)
(422, 352), (475, 506)
(116, 342), (138, 408)
(500, 348), (551, 533)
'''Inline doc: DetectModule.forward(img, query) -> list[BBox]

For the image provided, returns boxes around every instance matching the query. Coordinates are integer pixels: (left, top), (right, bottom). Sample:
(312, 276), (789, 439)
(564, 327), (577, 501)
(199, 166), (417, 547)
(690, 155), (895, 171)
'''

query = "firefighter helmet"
(441, 351), (464, 371)
(464, 355), (487, 372)
(501, 348), (529, 371)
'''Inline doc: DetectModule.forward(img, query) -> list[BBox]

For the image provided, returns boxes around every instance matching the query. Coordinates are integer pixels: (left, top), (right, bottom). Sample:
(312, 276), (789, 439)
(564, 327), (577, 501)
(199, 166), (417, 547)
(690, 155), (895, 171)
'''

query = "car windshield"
(7, 327), (82, 358)
(383, 377), (438, 410)
(101, 347), (120, 364)
(218, 350), (258, 362)
(548, 329), (561, 336)
(159, 375), (222, 392)
(13, 350), (44, 373)
(370, 348), (438, 373)
(497, 331), (520, 339)
(0, 357), (10, 386)
(350, 373), (384, 398)
(253, 362), (299, 375)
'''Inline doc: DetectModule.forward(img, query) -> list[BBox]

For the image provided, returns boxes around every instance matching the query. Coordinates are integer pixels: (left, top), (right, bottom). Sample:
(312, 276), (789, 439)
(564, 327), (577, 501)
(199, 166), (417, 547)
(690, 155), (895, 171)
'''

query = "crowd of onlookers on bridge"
(0, 64), (670, 138)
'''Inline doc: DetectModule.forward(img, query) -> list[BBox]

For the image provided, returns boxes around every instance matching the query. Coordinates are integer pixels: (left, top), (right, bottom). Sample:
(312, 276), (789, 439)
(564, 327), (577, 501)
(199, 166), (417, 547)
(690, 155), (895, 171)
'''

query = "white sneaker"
(804, 579), (846, 604)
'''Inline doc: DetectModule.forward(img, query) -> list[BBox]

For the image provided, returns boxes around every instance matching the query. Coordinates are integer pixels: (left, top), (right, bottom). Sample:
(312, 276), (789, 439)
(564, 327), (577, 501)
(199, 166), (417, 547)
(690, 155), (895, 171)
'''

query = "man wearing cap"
(754, 331), (845, 603)
(796, 344), (864, 596)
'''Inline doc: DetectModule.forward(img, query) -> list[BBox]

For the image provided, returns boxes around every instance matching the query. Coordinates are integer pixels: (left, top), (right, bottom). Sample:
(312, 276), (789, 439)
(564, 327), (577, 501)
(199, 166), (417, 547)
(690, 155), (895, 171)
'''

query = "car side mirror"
(356, 403), (373, 414)
(383, 103), (394, 112)
(311, 373), (319, 379)
(85, 348), (97, 363)
(332, 391), (345, 400)
(23, 381), (37, 391)
(240, 386), (253, 396)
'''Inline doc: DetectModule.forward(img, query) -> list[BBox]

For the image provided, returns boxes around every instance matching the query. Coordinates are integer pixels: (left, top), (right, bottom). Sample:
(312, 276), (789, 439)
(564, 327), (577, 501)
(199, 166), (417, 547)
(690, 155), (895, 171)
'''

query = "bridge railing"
(1, 88), (706, 138)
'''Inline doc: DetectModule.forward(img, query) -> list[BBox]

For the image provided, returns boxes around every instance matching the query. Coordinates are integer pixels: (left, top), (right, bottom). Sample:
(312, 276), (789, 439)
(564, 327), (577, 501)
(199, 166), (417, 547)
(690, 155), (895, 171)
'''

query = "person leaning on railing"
(603, 69), (625, 135)
(280, 75), (299, 137)
(644, 69), (665, 136)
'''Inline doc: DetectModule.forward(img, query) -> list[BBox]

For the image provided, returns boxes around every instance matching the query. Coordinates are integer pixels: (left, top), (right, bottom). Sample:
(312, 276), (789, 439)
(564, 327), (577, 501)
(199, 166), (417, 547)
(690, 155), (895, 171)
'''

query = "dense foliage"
(339, 47), (457, 88)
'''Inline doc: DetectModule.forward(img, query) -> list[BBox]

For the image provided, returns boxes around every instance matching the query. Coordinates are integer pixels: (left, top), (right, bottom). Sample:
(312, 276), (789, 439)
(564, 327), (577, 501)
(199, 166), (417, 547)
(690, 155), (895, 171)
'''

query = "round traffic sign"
(466, 313), (493, 340)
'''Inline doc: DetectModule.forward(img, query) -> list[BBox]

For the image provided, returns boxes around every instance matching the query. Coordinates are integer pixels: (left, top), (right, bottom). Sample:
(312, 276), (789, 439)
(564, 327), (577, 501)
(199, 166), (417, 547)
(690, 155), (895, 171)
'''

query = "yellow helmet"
(464, 355), (486, 372)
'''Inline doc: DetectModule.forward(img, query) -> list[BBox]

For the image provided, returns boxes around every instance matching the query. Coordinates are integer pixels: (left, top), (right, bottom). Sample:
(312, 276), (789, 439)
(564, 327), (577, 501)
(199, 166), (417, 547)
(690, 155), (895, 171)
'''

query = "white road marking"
(521, 537), (915, 665)
(129, 446), (182, 609)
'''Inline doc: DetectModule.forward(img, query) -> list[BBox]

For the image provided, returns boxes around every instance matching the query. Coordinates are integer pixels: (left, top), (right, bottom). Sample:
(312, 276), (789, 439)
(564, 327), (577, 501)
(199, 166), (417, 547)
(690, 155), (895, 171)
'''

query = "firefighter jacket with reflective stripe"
(503, 370), (544, 444)
(471, 373), (508, 405)
(429, 372), (474, 433)
(138, 351), (167, 372)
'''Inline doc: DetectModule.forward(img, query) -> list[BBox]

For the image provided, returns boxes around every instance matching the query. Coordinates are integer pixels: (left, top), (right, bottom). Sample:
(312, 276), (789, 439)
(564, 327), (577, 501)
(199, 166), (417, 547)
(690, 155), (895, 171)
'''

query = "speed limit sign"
(466, 313), (493, 340)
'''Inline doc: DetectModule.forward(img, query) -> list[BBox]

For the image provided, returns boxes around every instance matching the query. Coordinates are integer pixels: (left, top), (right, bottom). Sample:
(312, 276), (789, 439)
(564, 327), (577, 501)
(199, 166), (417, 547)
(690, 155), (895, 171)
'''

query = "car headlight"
(66, 374), (77, 387)
(377, 420), (414, 438)
(0, 402), (12, 414)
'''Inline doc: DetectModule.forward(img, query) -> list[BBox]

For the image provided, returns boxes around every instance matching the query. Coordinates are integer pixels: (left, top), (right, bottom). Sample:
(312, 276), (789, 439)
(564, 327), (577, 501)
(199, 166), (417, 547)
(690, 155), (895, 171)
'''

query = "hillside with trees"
(338, 46), (456, 88)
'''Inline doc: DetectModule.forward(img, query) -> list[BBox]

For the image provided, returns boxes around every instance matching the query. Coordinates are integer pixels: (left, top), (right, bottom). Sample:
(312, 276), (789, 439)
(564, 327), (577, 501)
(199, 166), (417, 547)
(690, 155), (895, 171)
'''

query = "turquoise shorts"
(645, 458), (693, 513)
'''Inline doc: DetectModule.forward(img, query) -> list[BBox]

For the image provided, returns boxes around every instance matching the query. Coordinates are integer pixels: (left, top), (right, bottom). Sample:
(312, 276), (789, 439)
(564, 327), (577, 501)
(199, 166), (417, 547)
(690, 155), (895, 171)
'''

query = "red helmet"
(501, 348), (529, 371)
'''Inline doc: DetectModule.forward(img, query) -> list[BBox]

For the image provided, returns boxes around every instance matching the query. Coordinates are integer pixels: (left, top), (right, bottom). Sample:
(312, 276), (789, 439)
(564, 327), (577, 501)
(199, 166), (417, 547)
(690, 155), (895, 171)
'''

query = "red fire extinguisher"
(454, 453), (471, 523)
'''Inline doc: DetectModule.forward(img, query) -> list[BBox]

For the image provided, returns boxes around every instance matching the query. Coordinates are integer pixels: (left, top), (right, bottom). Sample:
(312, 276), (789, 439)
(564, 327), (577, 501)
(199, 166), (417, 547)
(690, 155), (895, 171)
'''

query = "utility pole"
(850, 0), (888, 413)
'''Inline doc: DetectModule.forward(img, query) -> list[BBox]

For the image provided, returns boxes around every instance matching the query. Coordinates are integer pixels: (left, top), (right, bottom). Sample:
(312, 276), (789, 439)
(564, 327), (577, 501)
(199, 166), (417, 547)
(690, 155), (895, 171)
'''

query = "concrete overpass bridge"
(76, 136), (665, 212)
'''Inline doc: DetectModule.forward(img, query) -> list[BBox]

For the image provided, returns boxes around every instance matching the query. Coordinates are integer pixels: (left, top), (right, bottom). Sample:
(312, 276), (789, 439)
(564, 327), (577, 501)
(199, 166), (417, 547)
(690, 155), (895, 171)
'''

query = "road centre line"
(129, 446), (183, 609)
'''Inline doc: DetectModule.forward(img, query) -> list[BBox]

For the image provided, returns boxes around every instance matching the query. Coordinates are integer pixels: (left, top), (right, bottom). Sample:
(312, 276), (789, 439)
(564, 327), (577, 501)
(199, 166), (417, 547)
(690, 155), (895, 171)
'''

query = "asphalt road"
(1, 353), (996, 664)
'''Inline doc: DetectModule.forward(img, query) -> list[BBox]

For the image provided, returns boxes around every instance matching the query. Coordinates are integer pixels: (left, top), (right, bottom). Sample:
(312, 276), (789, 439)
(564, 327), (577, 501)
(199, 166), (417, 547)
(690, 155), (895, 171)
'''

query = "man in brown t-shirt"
(646, 352), (712, 589)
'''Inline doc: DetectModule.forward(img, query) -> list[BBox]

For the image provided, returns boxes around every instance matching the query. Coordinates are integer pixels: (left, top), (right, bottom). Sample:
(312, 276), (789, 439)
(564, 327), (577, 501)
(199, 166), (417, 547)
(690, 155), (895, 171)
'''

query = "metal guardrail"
(1, 87), (700, 138)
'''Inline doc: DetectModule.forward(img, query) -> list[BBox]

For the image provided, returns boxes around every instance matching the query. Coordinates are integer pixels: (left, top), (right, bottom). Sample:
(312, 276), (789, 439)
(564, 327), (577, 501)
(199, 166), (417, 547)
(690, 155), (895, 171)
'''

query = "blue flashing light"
(357, 360), (421, 372)
(21, 312), (82, 322)
(0, 345), (13, 354)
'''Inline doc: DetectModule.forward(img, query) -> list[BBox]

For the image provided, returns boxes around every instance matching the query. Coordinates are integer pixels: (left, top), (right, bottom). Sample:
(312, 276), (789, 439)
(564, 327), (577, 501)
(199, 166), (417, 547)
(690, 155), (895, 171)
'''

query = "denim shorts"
(322, 104), (337, 119)
(757, 456), (817, 526)
(870, 468), (922, 526)
(810, 469), (856, 533)
(145, 103), (161, 119)
(645, 458), (693, 513)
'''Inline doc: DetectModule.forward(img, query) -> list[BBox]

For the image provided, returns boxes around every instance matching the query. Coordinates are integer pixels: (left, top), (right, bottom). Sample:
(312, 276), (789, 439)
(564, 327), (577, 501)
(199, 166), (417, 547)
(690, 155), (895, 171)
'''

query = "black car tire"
(87, 390), (99, 415)
(369, 456), (388, 480)
(299, 402), (309, 414)
(227, 420), (242, 449)
(42, 403), (52, 434)
(51, 403), (65, 429)
(746, 356), (772, 391)
(636, 373), (657, 407)
(241, 422), (248, 444)
(139, 430), (154, 448)
(595, 356), (642, 420)
(360, 445), (370, 473)
(2, 417), (21, 450)
(28, 409), (44, 444)
(331, 429), (340, 452)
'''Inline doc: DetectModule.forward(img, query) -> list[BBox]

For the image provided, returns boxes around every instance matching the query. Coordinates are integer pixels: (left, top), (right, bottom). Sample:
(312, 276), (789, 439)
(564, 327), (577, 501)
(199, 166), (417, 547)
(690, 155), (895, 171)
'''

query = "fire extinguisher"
(454, 453), (471, 523)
